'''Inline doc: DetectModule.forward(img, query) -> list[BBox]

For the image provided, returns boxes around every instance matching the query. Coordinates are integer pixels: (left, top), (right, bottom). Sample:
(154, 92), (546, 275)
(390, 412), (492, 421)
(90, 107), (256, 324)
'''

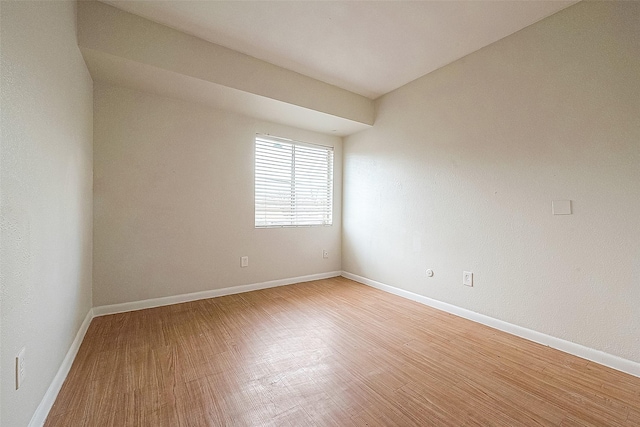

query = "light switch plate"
(16, 347), (25, 390)
(241, 256), (249, 267)
(552, 200), (572, 215)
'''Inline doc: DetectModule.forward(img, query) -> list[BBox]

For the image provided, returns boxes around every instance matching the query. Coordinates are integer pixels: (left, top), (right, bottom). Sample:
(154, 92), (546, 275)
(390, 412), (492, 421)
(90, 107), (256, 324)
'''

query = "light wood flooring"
(46, 277), (640, 426)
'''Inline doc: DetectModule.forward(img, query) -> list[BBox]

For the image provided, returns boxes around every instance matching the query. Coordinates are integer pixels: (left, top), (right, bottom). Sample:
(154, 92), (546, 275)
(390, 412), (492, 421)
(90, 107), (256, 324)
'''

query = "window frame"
(254, 134), (334, 228)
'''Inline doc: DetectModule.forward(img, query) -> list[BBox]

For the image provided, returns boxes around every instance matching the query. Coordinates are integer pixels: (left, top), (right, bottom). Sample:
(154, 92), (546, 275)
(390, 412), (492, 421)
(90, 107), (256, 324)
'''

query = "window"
(255, 134), (333, 227)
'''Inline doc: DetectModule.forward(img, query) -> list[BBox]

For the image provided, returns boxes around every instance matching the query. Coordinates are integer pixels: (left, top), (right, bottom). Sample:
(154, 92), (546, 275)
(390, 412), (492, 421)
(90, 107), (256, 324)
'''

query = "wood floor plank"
(45, 277), (640, 426)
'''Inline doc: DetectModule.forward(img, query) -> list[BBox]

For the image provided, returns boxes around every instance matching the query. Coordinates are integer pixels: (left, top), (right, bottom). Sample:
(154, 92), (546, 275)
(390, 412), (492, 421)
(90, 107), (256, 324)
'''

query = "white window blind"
(255, 134), (334, 227)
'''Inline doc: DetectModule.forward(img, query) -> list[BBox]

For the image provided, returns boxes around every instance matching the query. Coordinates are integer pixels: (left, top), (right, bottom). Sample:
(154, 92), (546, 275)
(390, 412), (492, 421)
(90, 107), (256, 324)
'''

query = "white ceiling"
(102, 1), (577, 99)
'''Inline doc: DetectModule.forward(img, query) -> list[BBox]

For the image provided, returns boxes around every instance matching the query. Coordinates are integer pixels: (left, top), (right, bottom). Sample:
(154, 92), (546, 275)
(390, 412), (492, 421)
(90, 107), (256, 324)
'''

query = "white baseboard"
(28, 308), (94, 427)
(341, 271), (640, 379)
(93, 271), (342, 317)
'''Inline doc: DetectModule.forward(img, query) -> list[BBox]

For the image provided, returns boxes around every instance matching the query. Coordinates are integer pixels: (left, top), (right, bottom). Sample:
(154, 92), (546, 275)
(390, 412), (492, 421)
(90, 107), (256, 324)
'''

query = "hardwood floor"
(46, 277), (640, 426)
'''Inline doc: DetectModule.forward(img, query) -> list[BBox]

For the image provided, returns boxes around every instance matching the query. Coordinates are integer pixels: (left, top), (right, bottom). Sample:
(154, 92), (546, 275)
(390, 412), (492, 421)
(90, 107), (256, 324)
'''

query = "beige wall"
(343, 1), (640, 363)
(93, 83), (342, 307)
(0, 2), (94, 426)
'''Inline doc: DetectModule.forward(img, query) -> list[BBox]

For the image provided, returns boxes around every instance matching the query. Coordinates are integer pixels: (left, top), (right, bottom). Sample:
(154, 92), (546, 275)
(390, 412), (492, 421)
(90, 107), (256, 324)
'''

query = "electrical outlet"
(322, 250), (329, 259)
(463, 271), (473, 287)
(241, 256), (249, 268)
(16, 347), (25, 390)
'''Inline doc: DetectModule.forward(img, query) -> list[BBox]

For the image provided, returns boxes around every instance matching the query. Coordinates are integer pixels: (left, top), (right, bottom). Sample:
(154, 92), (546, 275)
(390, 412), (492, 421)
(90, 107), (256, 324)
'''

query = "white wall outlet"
(322, 250), (329, 259)
(16, 347), (25, 390)
(426, 269), (434, 277)
(240, 256), (249, 268)
(463, 271), (473, 287)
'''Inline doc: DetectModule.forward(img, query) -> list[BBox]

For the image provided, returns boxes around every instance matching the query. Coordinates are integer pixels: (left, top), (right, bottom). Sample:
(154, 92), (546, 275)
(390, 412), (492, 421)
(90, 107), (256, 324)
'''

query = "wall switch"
(16, 347), (25, 390)
(241, 256), (249, 267)
(552, 200), (572, 215)
(322, 250), (329, 259)
(463, 271), (473, 287)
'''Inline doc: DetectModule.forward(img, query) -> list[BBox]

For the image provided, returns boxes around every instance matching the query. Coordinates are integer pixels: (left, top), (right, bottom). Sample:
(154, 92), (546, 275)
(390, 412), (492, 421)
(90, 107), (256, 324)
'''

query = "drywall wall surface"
(78, 1), (374, 126)
(0, 2), (94, 425)
(343, 1), (640, 363)
(93, 83), (342, 306)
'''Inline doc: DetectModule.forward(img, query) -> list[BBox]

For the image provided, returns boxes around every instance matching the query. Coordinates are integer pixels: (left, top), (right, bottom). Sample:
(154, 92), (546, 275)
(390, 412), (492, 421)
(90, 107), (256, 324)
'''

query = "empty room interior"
(2, 0), (640, 425)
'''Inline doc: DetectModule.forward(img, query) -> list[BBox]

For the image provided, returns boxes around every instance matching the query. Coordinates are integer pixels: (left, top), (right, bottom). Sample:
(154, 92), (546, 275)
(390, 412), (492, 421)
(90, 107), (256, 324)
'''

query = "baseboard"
(341, 271), (640, 379)
(93, 271), (342, 317)
(28, 308), (94, 427)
